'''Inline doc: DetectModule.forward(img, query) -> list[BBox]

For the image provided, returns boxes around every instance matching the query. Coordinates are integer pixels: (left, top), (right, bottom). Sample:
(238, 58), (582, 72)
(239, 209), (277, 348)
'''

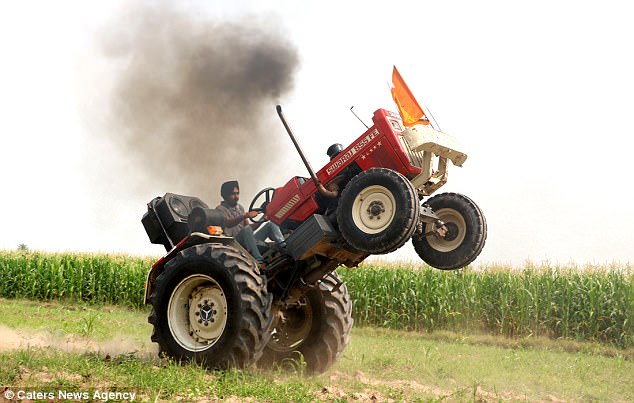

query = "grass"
(1, 298), (632, 402)
(339, 327), (634, 401)
(0, 348), (314, 402)
(0, 298), (150, 342)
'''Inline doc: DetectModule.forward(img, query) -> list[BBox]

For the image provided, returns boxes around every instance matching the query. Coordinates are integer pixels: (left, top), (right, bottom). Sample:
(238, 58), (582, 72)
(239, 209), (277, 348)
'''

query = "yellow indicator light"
(207, 226), (223, 235)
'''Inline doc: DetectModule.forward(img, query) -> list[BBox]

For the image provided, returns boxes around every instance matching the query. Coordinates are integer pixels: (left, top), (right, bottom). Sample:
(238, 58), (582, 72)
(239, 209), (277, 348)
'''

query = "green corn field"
(0, 251), (149, 307)
(339, 262), (634, 347)
(0, 251), (632, 347)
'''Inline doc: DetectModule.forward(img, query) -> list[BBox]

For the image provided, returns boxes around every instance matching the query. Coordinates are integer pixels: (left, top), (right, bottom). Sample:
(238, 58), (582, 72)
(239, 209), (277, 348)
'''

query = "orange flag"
(391, 66), (430, 126)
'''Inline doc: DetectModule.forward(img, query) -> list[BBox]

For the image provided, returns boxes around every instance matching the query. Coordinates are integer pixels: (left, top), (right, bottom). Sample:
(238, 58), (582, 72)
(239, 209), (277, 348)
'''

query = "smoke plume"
(98, 3), (300, 203)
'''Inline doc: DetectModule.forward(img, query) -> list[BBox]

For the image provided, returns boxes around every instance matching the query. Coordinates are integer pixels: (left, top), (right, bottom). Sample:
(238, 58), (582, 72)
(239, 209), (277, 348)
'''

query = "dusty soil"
(0, 326), (574, 402)
(0, 325), (157, 359)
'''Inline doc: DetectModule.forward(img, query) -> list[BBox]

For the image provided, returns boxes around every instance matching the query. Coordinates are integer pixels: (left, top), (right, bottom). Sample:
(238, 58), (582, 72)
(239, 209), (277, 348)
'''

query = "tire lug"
(204, 322), (209, 326)
(198, 319), (203, 324)
(195, 312), (200, 316)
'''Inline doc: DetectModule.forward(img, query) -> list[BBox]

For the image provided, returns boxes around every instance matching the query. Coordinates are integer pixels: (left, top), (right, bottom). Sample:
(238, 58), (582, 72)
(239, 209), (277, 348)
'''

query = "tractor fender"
(143, 232), (249, 304)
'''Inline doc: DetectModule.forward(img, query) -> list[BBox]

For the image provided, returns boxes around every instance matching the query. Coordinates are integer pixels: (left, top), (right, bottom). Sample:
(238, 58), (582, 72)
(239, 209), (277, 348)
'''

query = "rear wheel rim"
(167, 274), (228, 351)
(267, 298), (313, 353)
(426, 208), (467, 252)
(351, 185), (396, 234)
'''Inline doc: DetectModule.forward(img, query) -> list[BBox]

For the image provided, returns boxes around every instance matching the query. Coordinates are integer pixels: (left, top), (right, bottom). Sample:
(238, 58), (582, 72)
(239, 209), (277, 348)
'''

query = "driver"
(216, 181), (286, 266)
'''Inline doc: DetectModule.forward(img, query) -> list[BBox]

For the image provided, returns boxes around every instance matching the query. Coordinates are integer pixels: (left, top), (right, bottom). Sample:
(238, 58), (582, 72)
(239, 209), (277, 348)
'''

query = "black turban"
(221, 180), (239, 200)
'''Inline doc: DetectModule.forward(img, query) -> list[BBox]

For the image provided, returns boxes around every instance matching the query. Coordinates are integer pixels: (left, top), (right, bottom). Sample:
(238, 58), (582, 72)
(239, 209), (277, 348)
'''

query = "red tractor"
(141, 75), (486, 373)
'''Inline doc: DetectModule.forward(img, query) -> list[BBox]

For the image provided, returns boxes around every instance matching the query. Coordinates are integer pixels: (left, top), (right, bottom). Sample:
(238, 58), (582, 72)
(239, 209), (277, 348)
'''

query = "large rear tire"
(258, 272), (353, 374)
(337, 168), (419, 254)
(148, 243), (272, 369)
(412, 192), (487, 270)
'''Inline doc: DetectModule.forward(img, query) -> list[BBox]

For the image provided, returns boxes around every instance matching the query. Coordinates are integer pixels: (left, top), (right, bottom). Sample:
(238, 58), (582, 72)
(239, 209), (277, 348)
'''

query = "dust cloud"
(94, 2), (300, 202)
(0, 325), (157, 360)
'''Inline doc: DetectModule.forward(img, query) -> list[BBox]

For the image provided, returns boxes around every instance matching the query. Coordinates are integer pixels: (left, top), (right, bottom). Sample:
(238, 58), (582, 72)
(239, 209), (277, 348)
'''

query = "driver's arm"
(224, 214), (248, 228)
(224, 208), (256, 228)
(246, 210), (264, 230)
(318, 183), (339, 198)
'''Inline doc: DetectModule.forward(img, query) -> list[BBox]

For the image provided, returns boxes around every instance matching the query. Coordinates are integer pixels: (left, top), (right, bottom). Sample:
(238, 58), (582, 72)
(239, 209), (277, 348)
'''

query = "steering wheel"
(248, 187), (276, 223)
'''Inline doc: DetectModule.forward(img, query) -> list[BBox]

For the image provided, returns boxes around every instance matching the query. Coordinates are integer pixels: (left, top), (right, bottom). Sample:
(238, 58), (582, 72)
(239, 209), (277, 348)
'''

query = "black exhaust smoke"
(98, 3), (300, 201)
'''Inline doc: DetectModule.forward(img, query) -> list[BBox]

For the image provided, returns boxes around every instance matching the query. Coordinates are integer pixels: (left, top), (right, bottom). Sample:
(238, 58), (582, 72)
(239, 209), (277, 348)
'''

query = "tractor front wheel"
(337, 168), (419, 254)
(412, 192), (487, 270)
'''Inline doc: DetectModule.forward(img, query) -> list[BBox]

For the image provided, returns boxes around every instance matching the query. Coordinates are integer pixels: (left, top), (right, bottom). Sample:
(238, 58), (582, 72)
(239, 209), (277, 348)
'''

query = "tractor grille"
(398, 135), (426, 169)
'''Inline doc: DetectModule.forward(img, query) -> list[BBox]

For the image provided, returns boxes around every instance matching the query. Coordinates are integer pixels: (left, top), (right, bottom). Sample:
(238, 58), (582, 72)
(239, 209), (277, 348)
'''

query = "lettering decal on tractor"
(326, 129), (380, 175)
(388, 110), (401, 119)
(274, 194), (300, 219)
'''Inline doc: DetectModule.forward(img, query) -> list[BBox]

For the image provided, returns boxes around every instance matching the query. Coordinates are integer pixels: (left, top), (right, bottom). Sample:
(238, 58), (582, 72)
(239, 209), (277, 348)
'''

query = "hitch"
(414, 207), (448, 240)
(425, 219), (448, 238)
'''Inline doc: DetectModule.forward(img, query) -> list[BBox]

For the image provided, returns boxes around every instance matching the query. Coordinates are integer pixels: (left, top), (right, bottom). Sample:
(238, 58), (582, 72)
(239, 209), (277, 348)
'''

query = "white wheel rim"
(351, 185), (396, 234)
(426, 208), (467, 252)
(167, 274), (228, 352)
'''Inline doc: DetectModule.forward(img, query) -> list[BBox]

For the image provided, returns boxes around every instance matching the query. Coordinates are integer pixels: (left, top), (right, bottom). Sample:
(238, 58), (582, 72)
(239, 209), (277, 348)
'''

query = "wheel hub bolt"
(367, 201), (385, 216)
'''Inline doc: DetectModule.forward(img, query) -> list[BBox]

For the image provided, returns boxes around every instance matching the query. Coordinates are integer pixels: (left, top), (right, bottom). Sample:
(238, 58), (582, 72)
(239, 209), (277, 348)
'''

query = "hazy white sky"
(1, 1), (632, 267)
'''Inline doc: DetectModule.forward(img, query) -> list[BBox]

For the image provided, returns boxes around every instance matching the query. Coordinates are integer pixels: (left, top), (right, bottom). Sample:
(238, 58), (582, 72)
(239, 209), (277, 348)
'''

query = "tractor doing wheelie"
(141, 68), (487, 373)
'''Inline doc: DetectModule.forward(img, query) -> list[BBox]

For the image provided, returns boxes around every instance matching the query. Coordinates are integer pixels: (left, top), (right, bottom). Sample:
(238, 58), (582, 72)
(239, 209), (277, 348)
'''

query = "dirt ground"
(0, 326), (597, 402)
(0, 325), (157, 359)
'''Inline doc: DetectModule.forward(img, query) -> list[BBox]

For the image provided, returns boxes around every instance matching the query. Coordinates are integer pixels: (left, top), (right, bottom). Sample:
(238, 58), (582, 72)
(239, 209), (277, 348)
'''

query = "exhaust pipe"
(276, 105), (320, 186)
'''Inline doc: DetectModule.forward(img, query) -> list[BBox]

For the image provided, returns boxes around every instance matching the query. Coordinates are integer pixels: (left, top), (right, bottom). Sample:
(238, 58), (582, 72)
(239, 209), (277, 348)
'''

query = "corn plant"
(338, 262), (633, 347)
(0, 251), (150, 307)
(1, 251), (632, 347)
